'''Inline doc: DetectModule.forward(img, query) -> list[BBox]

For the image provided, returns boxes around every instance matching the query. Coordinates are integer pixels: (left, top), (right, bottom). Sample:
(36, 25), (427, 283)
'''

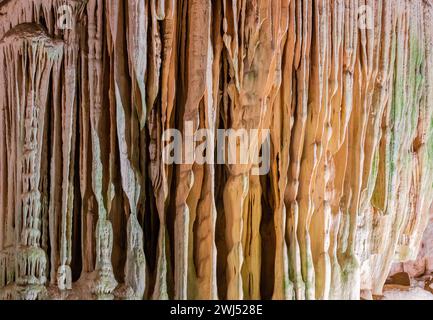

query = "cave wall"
(390, 212), (433, 280)
(0, 0), (433, 300)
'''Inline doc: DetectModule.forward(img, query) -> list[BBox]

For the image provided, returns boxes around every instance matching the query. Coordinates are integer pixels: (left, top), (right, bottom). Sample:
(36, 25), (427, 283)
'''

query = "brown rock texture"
(0, 0), (433, 300)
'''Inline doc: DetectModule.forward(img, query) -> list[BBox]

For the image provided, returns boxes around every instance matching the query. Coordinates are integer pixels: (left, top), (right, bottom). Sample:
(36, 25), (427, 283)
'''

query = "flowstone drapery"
(0, 0), (433, 300)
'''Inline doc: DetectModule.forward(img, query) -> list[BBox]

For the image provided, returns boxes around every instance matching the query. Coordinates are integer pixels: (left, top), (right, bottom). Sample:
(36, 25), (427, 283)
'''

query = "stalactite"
(0, 22), (63, 300)
(0, 0), (433, 300)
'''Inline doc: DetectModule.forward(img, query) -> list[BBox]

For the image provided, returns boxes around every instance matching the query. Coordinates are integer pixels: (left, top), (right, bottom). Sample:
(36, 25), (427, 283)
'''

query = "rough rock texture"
(0, 0), (433, 300)
(387, 211), (433, 296)
(390, 213), (433, 278)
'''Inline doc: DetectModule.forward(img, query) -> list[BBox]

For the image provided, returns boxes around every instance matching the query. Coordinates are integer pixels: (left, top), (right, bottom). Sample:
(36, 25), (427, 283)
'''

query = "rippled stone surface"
(0, 0), (433, 300)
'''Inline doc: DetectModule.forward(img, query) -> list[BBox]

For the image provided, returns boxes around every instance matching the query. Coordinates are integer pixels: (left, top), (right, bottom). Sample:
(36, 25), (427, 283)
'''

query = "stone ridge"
(0, 0), (432, 301)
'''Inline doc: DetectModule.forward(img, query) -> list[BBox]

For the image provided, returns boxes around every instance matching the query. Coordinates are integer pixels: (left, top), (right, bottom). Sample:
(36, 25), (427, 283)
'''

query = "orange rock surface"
(0, 0), (433, 300)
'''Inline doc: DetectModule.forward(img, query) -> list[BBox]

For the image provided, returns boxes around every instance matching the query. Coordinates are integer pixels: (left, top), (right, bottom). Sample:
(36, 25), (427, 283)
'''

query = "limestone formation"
(388, 212), (433, 291)
(0, 0), (433, 300)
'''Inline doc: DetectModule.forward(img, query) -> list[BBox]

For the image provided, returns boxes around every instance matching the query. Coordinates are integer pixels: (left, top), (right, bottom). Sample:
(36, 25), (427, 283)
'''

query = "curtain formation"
(0, 0), (433, 300)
